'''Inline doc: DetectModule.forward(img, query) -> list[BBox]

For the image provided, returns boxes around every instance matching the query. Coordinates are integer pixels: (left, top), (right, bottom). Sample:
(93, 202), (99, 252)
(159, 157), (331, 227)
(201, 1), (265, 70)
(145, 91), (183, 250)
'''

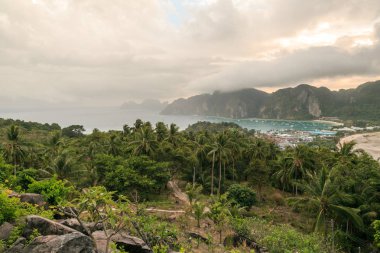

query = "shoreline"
(312, 119), (343, 126)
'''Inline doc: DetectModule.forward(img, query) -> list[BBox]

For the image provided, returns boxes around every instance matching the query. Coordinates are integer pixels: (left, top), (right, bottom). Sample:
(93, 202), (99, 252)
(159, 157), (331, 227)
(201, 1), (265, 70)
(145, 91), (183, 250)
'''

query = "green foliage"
(0, 187), (20, 224)
(0, 185), (54, 226)
(133, 212), (179, 249)
(185, 183), (203, 204)
(27, 176), (73, 205)
(185, 121), (244, 133)
(100, 155), (170, 198)
(27, 228), (41, 244)
(61, 125), (85, 138)
(13, 168), (39, 191)
(373, 220), (380, 248)
(227, 184), (256, 208)
(261, 225), (326, 253)
(231, 217), (327, 253)
(230, 217), (251, 238)
(192, 201), (206, 228)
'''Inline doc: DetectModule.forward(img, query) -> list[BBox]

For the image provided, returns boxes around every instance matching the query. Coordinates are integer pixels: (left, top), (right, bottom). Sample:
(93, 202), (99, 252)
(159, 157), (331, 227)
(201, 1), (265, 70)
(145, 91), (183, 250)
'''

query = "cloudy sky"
(1, 0), (380, 108)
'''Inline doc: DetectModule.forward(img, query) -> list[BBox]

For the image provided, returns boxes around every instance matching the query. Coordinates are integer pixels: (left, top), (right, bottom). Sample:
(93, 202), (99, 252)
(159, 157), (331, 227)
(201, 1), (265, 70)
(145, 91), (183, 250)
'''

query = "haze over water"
(0, 108), (333, 133)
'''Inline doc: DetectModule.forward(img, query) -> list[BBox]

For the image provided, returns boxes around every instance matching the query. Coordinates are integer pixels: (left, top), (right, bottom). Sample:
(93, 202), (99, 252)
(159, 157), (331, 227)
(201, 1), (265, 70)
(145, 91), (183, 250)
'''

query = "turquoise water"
(0, 107), (334, 133)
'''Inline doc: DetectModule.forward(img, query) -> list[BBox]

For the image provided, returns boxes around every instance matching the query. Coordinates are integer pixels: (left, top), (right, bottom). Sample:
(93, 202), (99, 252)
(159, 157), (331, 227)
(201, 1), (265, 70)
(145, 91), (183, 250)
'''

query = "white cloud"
(0, 0), (379, 108)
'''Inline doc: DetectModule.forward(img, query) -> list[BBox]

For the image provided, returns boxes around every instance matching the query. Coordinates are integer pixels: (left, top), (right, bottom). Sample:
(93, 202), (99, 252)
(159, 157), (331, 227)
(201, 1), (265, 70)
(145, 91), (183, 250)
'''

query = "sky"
(0, 0), (380, 109)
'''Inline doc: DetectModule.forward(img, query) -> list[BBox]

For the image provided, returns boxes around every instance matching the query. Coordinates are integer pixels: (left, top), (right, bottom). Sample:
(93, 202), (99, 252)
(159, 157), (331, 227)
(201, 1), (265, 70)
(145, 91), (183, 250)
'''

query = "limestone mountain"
(161, 80), (380, 120)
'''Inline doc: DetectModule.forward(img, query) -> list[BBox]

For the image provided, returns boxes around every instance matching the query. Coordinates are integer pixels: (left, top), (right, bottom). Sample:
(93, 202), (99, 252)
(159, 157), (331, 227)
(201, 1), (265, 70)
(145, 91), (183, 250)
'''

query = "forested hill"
(161, 80), (380, 120)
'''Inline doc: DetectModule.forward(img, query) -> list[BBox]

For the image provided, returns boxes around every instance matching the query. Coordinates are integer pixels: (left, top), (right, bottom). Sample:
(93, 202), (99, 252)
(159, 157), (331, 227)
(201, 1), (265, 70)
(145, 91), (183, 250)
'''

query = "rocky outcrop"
(19, 193), (45, 206)
(22, 215), (78, 238)
(92, 230), (151, 253)
(8, 193), (45, 206)
(2, 215), (152, 253)
(7, 232), (95, 253)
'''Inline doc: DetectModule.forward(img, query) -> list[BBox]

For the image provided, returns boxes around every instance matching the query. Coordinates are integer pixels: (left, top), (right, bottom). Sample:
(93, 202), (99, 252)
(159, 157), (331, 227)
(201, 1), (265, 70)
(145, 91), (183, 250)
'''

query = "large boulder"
(6, 232), (95, 253)
(59, 219), (103, 235)
(19, 193), (45, 206)
(0, 222), (14, 240)
(92, 230), (151, 253)
(23, 215), (78, 238)
(8, 193), (45, 206)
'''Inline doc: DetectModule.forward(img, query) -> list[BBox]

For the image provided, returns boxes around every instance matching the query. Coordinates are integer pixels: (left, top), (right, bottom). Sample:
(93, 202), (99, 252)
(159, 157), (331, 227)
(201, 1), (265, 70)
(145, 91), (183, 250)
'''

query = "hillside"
(161, 80), (380, 120)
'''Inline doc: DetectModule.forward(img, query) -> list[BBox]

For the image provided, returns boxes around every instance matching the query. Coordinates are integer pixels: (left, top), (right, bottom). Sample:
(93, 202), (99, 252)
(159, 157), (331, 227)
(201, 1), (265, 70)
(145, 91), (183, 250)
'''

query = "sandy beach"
(339, 132), (380, 161)
(313, 120), (344, 126)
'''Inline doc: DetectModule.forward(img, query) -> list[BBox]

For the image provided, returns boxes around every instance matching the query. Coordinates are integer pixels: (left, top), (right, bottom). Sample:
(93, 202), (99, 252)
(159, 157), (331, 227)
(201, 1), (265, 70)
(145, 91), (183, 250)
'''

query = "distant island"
(161, 80), (380, 121)
(121, 99), (168, 111)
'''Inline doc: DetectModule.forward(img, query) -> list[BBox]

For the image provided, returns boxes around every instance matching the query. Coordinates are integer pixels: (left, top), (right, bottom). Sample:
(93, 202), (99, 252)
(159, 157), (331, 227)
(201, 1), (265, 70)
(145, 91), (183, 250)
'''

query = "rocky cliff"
(161, 80), (380, 120)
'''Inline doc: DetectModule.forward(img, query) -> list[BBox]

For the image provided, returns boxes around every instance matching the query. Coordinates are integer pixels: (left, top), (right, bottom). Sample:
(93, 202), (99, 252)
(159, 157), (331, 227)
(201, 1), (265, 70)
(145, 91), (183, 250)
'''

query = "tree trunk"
(324, 217), (328, 246)
(232, 159), (235, 182)
(211, 152), (215, 195)
(223, 161), (226, 183)
(193, 166), (196, 187)
(218, 154), (222, 196)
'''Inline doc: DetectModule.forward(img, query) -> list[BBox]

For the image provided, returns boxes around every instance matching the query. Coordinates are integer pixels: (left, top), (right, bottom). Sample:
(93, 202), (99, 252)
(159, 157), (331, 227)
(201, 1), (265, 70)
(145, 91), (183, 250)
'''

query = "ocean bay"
(0, 107), (334, 133)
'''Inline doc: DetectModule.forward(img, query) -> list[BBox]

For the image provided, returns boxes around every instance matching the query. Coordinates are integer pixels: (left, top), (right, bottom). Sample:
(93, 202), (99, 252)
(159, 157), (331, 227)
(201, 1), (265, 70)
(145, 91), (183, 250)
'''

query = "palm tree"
(193, 133), (211, 186)
(40, 150), (76, 180)
(107, 134), (121, 156)
(225, 129), (244, 182)
(208, 132), (231, 196)
(4, 125), (25, 175)
(284, 145), (316, 195)
(273, 157), (293, 192)
(166, 123), (181, 147)
(292, 166), (364, 244)
(130, 125), (158, 157)
(155, 122), (168, 142)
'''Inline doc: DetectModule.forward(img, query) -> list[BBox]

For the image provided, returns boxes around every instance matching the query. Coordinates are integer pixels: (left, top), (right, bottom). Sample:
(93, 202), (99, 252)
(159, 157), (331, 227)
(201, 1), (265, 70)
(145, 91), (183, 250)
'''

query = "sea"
(0, 107), (334, 133)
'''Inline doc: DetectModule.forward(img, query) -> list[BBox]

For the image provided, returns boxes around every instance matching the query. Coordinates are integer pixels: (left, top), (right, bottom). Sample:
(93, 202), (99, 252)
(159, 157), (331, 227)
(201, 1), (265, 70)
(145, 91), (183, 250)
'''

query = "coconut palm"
(292, 166), (364, 244)
(130, 125), (158, 157)
(208, 132), (232, 196)
(4, 125), (25, 175)
(284, 145), (316, 195)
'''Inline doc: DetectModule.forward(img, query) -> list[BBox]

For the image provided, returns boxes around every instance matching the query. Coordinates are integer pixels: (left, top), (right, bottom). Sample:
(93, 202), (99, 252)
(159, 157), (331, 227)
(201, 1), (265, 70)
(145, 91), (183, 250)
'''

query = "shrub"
(27, 177), (73, 205)
(373, 220), (380, 248)
(227, 184), (256, 208)
(0, 157), (13, 183)
(261, 225), (326, 253)
(0, 187), (19, 224)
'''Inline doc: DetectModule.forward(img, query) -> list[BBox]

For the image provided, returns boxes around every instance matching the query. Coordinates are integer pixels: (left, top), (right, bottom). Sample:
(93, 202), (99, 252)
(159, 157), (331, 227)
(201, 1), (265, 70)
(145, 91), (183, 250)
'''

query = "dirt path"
(339, 132), (380, 160)
(145, 208), (185, 214)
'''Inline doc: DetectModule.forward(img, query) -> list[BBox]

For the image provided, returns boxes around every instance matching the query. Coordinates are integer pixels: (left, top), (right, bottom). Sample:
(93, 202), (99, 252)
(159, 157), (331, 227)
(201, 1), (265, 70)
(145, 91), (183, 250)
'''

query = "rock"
(0, 222), (14, 240)
(7, 232), (96, 253)
(223, 235), (269, 253)
(59, 219), (103, 235)
(23, 215), (78, 238)
(92, 230), (151, 253)
(19, 193), (45, 206)
(187, 232), (210, 244)
(5, 237), (26, 253)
